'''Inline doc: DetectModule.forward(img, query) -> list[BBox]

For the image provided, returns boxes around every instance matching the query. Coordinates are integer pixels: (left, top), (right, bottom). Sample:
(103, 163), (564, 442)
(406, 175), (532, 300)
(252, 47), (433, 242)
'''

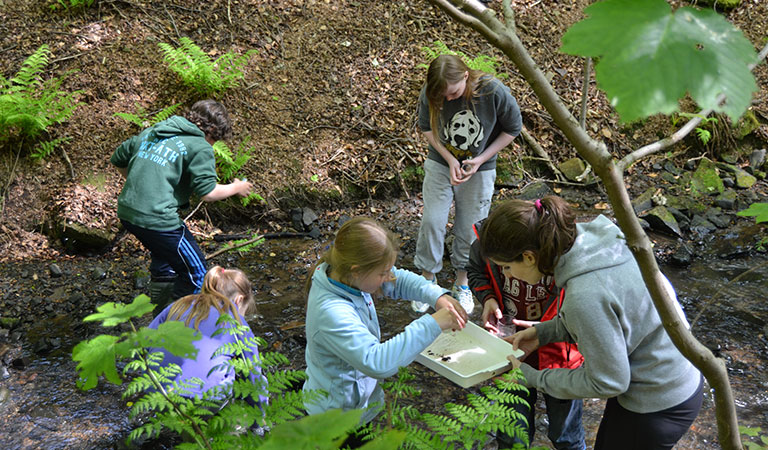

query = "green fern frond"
(115, 102), (182, 129)
(128, 421), (162, 444)
(419, 40), (507, 78)
(259, 350), (290, 368)
(695, 127), (712, 145)
(0, 45), (80, 143)
(265, 368), (307, 391)
(158, 37), (257, 95)
(30, 136), (70, 160)
(10, 44), (50, 88)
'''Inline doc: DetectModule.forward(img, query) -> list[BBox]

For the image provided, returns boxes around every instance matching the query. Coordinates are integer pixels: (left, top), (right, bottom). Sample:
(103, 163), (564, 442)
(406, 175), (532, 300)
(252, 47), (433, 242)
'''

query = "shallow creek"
(0, 235), (766, 449)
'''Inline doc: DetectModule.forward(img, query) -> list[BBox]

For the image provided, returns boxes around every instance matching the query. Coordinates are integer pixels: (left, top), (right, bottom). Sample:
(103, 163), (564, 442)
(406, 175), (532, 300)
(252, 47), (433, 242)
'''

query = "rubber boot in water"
(149, 280), (175, 316)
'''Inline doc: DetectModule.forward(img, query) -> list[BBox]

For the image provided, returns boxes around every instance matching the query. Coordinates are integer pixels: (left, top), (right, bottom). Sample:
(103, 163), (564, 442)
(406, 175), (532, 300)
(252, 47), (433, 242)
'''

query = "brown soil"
(1, 2), (767, 448)
(1, 0), (766, 260)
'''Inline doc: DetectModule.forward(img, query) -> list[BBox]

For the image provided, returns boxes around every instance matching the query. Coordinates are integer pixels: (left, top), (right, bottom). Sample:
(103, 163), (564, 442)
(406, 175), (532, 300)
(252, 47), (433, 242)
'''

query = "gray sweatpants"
(415, 158), (496, 274)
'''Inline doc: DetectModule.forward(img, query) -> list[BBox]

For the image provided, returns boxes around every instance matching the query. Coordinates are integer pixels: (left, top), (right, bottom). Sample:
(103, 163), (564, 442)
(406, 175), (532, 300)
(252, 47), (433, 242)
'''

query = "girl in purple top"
(149, 266), (267, 405)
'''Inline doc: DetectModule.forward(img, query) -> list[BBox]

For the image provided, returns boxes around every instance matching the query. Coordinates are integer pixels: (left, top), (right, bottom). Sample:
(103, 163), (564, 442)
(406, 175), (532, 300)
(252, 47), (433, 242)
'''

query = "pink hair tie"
(534, 199), (543, 212)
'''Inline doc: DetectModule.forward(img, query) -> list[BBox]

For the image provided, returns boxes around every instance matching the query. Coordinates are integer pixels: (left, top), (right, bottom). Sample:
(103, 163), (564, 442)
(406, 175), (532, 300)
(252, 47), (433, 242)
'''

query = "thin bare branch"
(579, 58), (591, 129)
(618, 110), (708, 171)
(520, 127), (564, 181)
(502, 0), (515, 31)
(431, 0), (496, 37)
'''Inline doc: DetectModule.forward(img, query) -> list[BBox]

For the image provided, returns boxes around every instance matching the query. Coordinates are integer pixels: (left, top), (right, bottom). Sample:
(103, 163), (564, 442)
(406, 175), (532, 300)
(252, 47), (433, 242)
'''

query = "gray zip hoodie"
(522, 215), (701, 413)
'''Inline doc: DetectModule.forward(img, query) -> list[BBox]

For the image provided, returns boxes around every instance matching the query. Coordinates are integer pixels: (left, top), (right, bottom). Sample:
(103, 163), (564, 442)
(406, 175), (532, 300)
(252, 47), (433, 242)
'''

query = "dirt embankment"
(0, 0), (766, 261)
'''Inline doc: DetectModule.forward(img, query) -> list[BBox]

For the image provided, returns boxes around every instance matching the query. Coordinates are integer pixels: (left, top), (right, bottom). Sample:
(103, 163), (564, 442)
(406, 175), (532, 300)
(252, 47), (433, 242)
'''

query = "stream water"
(0, 231), (766, 449)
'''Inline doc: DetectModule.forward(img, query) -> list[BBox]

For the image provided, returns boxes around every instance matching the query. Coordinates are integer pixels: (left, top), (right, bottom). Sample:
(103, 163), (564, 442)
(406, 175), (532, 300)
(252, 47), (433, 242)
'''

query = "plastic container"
(415, 321), (525, 388)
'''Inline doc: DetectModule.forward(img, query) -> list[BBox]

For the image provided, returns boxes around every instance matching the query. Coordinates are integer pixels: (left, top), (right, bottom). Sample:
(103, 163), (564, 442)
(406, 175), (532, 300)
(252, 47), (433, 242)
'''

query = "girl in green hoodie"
(111, 100), (252, 312)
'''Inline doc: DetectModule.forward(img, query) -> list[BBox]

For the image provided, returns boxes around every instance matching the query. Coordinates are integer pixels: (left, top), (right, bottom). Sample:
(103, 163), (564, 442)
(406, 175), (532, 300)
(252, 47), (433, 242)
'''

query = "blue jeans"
(121, 219), (207, 300)
(415, 159), (496, 274)
(497, 387), (586, 450)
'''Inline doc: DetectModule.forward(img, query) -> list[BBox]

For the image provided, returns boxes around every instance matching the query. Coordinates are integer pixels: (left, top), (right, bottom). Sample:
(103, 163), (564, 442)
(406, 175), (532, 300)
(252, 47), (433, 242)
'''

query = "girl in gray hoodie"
(479, 196), (702, 450)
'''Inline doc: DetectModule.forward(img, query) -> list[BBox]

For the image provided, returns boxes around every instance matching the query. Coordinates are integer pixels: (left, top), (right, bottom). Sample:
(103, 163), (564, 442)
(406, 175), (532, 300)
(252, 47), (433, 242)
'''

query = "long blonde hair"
(425, 54), (490, 137)
(306, 217), (399, 294)
(168, 266), (255, 330)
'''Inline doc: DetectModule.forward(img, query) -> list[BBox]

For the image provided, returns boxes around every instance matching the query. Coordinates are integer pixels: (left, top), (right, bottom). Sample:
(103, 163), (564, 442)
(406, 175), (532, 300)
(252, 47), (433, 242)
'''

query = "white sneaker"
(452, 284), (475, 314)
(411, 276), (438, 313)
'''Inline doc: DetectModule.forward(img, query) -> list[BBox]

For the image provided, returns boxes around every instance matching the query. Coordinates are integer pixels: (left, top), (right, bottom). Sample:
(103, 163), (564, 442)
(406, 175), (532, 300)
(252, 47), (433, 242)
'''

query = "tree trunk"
(428, 0), (743, 448)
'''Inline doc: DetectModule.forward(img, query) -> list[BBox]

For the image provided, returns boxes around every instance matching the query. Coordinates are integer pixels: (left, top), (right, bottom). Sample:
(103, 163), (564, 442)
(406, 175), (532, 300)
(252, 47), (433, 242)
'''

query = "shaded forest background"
(0, 0), (766, 257)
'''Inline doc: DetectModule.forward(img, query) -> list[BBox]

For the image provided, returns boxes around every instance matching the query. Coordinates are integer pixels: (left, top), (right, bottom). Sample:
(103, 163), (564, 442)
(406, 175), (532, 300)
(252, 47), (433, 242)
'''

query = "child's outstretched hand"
(481, 298), (503, 334)
(505, 326), (540, 360)
(432, 307), (466, 331)
(433, 294), (467, 331)
(233, 178), (253, 197)
(435, 294), (468, 321)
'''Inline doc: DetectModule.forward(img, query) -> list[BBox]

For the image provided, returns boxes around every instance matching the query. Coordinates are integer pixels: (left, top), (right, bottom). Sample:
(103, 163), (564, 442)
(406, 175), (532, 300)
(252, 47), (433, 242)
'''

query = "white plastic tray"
(415, 321), (525, 388)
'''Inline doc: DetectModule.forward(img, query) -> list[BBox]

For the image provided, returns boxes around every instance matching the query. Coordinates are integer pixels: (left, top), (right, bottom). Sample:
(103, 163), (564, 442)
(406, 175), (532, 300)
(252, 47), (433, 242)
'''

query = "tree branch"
(520, 127), (564, 181)
(579, 57), (591, 129)
(502, 0), (515, 32)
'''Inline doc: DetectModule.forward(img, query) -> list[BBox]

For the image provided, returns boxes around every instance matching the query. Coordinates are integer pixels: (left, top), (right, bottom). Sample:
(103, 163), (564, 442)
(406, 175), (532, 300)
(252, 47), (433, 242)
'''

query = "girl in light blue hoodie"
(303, 217), (468, 448)
(480, 196), (702, 450)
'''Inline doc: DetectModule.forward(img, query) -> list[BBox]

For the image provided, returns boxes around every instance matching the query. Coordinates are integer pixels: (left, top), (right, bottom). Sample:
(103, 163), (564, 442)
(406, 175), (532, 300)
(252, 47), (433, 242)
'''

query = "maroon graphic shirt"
(499, 271), (554, 321)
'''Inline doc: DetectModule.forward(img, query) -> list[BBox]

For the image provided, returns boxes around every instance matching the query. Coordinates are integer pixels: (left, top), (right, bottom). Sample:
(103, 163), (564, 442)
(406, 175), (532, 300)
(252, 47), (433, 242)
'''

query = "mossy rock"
(0, 317), (21, 329)
(690, 157), (724, 197)
(632, 188), (655, 214)
(558, 157), (588, 182)
(735, 109), (760, 140)
(495, 157), (525, 186)
(641, 206), (682, 237)
(56, 220), (116, 251)
(666, 195), (708, 215)
(517, 180), (553, 201)
(735, 168), (757, 189)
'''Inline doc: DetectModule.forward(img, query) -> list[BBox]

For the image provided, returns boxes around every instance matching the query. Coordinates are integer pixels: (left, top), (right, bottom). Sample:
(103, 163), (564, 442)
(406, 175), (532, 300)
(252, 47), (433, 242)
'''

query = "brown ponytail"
(168, 265), (255, 330)
(479, 196), (577, 275)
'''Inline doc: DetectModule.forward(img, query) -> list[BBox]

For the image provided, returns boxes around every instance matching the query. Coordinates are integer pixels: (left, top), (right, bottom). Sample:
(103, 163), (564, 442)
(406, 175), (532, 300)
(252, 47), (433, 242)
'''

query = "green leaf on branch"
(737, 202), (768, 224)
(128, 321), (200, 359)
(259, 408), (365, 449)
(72, 334), (122, 390)
(561, 0), (757, 123)
(82, 294), (154, 326)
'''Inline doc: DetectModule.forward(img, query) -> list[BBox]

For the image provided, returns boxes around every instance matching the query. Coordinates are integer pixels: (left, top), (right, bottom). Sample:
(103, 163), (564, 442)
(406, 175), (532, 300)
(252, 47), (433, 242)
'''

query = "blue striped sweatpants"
(120, 219), (207, 300)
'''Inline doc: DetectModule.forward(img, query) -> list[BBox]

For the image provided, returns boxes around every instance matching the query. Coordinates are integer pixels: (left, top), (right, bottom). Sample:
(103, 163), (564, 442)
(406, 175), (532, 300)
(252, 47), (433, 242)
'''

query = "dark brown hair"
(306, 217), (399, 294)
(424, 54), (490, 137)
(479, 196), (577, 275)
(185, 99), (232, 141)
(168, 265), (255, 330)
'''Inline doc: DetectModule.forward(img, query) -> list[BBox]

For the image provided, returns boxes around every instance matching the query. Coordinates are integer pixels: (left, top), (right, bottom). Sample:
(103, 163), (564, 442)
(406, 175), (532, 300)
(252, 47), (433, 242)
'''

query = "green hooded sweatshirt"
(111, 116), (217, 231)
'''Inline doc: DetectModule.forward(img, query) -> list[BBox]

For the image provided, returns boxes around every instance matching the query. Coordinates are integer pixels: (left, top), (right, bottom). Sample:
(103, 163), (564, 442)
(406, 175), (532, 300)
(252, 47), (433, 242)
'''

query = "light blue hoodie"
(522, 215), (701, 413)
(303, 263), (448, 424)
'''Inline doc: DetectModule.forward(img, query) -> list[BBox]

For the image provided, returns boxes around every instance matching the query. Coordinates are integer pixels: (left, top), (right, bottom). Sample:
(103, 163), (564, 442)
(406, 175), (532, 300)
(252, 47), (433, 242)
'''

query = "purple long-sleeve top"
(149, 302), (268, 405)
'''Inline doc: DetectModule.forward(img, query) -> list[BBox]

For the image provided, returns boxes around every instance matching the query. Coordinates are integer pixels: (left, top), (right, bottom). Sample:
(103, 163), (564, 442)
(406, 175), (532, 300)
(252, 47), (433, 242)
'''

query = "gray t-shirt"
(418, 76), (522, 171)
